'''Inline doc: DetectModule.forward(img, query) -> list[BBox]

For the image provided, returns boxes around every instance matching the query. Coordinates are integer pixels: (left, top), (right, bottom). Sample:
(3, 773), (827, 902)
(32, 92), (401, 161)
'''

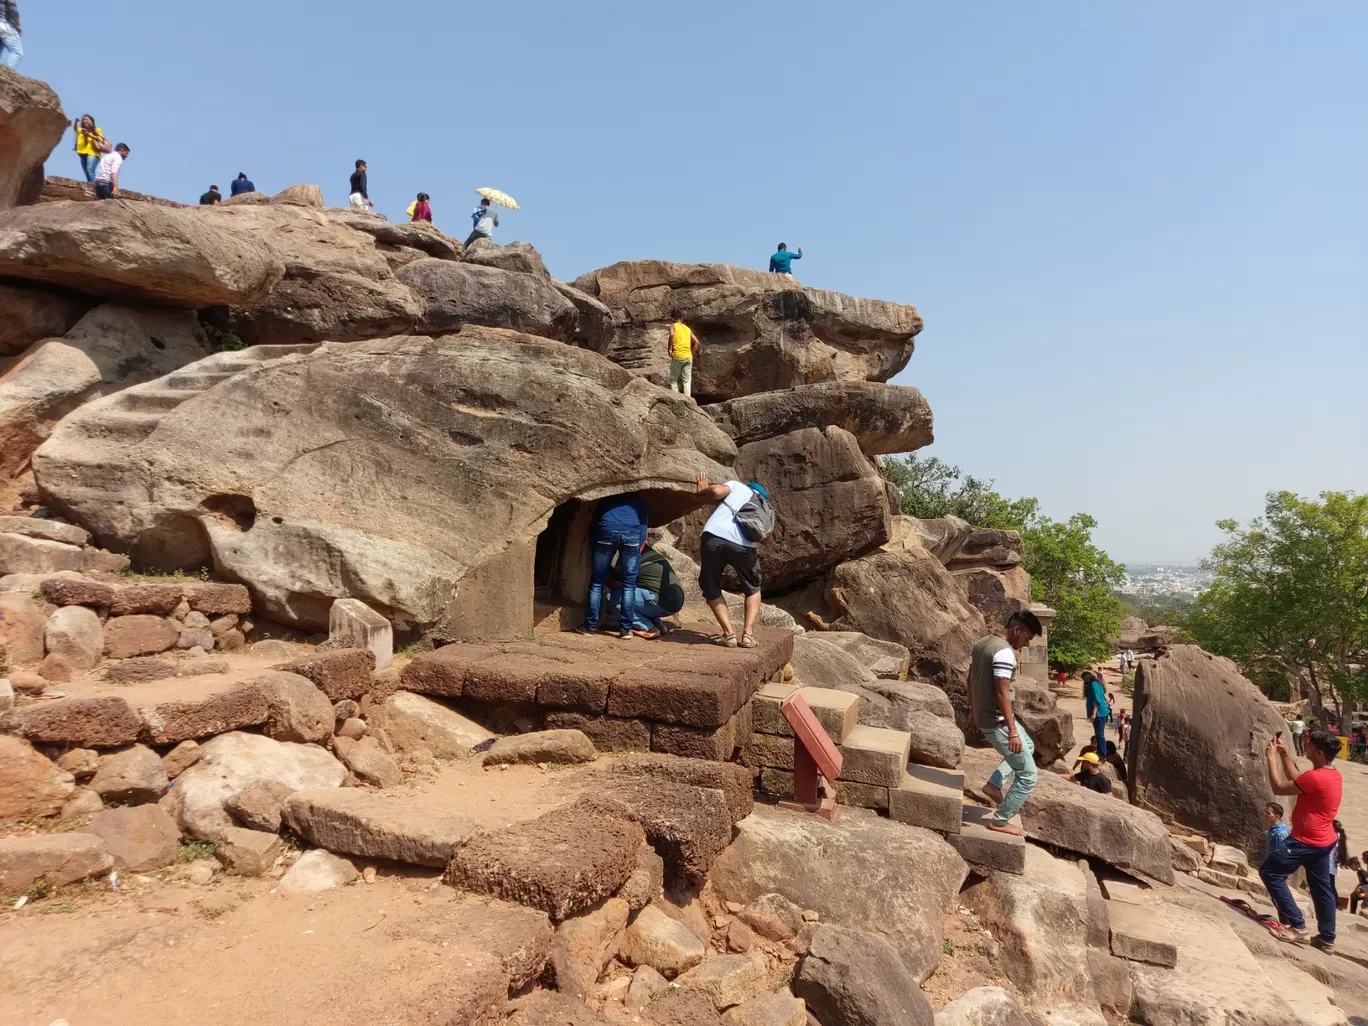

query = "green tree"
(1186, 491), (1368, 718)
(883, 455), (1123, 671)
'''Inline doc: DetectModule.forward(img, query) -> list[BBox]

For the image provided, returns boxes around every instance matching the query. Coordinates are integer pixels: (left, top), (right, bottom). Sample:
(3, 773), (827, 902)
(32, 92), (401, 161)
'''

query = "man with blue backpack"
(694, 473), (774, 649)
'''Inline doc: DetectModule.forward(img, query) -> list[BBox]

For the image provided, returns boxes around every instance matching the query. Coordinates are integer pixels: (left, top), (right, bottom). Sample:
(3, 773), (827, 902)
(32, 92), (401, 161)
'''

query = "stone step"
(1106, 900), (1179, 967)
(66, 409), (166, 443)
(889, 764), (964, 834)
(948, 804), (1025, 874)
(161, 370), (238, 390)
(837, 725), (911, 787)
(750, 683), (859, 744)
(115, 387), (201, 413)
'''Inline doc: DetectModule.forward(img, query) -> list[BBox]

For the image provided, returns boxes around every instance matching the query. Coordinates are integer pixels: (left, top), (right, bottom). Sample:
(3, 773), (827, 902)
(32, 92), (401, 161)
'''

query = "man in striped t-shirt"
(966, 610), (1044, 835)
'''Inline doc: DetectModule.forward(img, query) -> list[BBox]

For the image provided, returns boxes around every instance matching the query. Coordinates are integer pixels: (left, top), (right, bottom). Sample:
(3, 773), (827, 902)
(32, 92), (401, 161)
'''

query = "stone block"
(106, 656), (177, 683)
(833, 779), (889, 810)
(535, 670), (613, 713)
(653, 714), (739, 762)
(752, 682), (798, 736)
(949, 805), (1025, 875)
(609, 752), (754, 825)
(0, 533), (85, 575)
(39, 576), (114, 608)
(888, 764), (964, 834)
(617, 842), (664, 910)
(103, 615), (179, 658)
(545, 712), (651, 752)
(677, 953), (769, 1010)
(328, 598), (393, 669)
(397, 644), (467, 697)
(484, 729), (598, 767)
(86, 804), (181, 871)
(225, 780), (293, 833)
(274, 648), (376, 702)
(579, 776), (733, 885)
(216, 825), (283, 875)
(1107, 901), (1178, 967)
(758, 767), (793, 796)
(793, 686), (859, 743)
(0, 516), (90, 547)
(108, 583), (183, 616)
(0, 833), (113, 892)
(366, 691), (493, 758)
(444, 804), (645, 920)
(181, 582), (252, 615)
(0, 695), (142, 748)
(741, 732), (794, 771)
(837, 725), (910, 786)
(132, 678), (271, 745)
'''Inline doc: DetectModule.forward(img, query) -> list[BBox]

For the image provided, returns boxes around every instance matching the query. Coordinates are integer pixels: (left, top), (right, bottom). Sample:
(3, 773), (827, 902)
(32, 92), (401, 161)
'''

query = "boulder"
(0, 832), (112, 892)
(608, 752), (754, 825)
(197, 202), (421, 344)
(1013, 685), (1074, 767)
(896, 515), (974, 565)
(571, 261), (923, 401)
(445, 804), (646, 920)
(953, 566), (1033, 626)
(932, 987), (1032, 1026)
(0, 735), (75, 820)
(482, 729), (598, 767)
(674, 426), (890, 592)
(89, 744), (169, 804)
(710, 804), (966, 981)
(550, 895), (629, 998)
(273, 648), (375, 702)
(1130, 645), (1286, 858)
(0, 200), (286, 306)
(174, 730), (345, 839)
(0, 69), (69, 212)
(794, 925), (933, 1026)
(85, 804), (181, 871)
(255, 670), (334, 744)
(328, 211), (461, 260)
(278, 849), (359, 893)
(367, 691), (494, 758)
(272, 184), (325, 208)
(0, 341), (101, 485)
(0, 281), (91, 358)
(707, 381), (934, 457)
(102, 615), (179, 658)
(34, 330), (735, 635)
(342, 742), (403, 787)
(397, 259), (577, 340)
(462, 238), (549, 276)
(580, 776), (733, 885)
(0, 591), (48, 666)
(551, 279), (616, 352)
(963, 846), (1106, 1021)
(945, 529), (1024, 570)
(824, 547), (987, 715)
(42, 604), (103, 671)
(282, 788), (479, 866)
(59, 302), (215, 393)
(817, 631), (910, 680)
(224, 780), (293, 833)
(618, 904), (707, 977)
(677, 954), (770, 1011)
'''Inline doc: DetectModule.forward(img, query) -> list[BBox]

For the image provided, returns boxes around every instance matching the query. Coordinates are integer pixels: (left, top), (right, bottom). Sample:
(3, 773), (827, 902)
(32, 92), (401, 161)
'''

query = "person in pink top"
(410, 192), (432, 223)
(1260, 728), (1344, 951)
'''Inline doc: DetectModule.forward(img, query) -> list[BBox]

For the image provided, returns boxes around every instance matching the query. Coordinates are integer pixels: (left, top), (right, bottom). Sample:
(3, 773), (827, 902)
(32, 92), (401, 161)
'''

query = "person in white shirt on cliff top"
(966, 609), (1045, 835)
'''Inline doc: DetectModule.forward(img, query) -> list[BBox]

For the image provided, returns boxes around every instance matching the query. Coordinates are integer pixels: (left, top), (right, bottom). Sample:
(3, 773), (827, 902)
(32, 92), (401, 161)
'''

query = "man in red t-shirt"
(1259, 728), (1344, 951)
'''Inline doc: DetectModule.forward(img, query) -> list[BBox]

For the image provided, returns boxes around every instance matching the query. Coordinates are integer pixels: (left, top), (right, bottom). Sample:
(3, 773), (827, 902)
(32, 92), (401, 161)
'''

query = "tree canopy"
(1186, 490), (1368, 716)
(883, 455), (1124, 671)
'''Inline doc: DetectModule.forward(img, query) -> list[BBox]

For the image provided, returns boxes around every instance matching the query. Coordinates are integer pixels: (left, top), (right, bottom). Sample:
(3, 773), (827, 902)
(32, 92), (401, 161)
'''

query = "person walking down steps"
(968, 610), (1045, 836)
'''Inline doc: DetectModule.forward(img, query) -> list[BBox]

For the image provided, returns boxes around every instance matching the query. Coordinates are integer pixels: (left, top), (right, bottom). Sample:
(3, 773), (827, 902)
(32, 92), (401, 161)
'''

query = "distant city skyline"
(24, 2), (1367, 563)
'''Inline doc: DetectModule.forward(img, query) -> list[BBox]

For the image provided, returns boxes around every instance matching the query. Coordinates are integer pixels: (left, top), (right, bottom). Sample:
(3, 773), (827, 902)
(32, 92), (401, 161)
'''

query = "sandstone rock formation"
(0, 69), (68, 212)
(706, 381), (933, 456)
(35, 330), (735, 633)
(1129, 645), (1284, 858)
(570, 260), (922, 401)
(0, 281), (92, 357)
(396, 259), (577, 340)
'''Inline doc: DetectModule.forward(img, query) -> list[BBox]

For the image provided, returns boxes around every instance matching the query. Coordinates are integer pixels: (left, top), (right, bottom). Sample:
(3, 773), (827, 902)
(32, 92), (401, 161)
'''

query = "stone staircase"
(747, 683), (1025, 873)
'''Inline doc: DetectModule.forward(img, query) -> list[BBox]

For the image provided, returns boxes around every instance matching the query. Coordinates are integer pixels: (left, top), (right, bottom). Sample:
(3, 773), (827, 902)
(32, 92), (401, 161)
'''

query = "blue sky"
(26, 2), (1366, 562)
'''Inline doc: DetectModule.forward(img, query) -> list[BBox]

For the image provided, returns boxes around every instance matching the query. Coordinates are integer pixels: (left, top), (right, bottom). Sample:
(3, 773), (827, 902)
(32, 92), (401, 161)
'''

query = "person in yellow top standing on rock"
(667, 309), (701, 398)
(73, 114), (108, 183)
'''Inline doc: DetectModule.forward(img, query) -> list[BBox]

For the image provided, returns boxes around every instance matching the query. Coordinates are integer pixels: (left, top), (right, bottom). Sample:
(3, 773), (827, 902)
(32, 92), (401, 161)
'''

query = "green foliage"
(884, 455), (1124, 672)
(1118, 592), (1191, 628)
(883, 455), (1039, 531)
(176, 839), (218, 862)
(1187, 490), (1368, 715)
(202, 323), (246, 352)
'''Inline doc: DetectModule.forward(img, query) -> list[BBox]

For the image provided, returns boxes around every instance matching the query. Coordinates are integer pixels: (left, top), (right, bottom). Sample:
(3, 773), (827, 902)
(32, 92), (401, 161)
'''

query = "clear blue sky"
(25, 2), (1367, 563)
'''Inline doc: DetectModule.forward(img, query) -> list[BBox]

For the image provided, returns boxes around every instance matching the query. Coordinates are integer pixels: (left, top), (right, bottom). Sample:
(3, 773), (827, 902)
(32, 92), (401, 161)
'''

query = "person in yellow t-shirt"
(73, 114), (108, 183)
(666, 309), (701, 398)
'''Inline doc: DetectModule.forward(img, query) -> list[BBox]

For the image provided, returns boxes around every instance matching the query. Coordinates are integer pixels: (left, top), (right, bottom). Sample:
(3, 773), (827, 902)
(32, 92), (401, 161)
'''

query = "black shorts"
(699, 532), (761, 600)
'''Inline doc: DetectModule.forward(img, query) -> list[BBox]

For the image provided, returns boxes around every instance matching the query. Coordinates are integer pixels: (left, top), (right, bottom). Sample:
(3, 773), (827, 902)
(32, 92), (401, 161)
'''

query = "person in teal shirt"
(1082, 670), (1111, 755)
(768, 243), (803, 275)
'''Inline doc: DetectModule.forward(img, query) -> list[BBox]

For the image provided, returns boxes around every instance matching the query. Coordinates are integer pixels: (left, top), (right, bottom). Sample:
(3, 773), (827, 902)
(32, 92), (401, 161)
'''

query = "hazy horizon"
(24, 2), (1367, 564)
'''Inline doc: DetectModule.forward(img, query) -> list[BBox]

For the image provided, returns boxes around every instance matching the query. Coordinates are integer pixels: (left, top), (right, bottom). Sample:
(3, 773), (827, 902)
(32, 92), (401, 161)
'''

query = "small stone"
(676, 954), (769, 1010)
(209, 614), (239, 636)
(183, 611), (211, 630)
(727, 919), (755, 953)
(10, 668), (47, 695)
(723, 990), (807, 1026)
(216, 628), (246, 651)
(0, 678), (13, 711)
(161, 739), (202, 780)
(106, 656), (176, 683)
(483, 729), (598, 767)
(279, 849), (359, 893)
(344, 745), (404, 788)
(215, 826), (283, 876)
(90, 744), (169, 804)
(619, 904), (706, 977)
(338, 716), (368, 739)
(178, 624), (215, 650)
(185, 644), (208, 657)
(739, 893), (805, 942)
(333, 699), (360, 722)
(362, 865), (377, 884)
(802, 910), (820, 922)
(725, 901), (744, 914)
(171, 599), (191, 620)
(57, 747), (100, 779)
(625, 965), (670, 1012)
(604, 975), (631, 1003)
(60, 787), (105, 820)
(224, 780), (295, 834)
(616, 842), (664, 911)
(185, 861), (216, 885)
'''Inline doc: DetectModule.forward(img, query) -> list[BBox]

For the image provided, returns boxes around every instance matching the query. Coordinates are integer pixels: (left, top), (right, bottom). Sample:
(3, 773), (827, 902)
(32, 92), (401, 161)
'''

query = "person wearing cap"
(230, 172), (255, 196)
(1069, 752), (1113, 794)
(694, 473), (769, 649)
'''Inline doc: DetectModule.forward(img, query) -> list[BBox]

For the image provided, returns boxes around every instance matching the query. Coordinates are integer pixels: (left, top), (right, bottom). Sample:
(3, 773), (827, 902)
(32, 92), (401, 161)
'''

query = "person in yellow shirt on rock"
(73, 114), (108, 183)
(666, 309), (701, 398)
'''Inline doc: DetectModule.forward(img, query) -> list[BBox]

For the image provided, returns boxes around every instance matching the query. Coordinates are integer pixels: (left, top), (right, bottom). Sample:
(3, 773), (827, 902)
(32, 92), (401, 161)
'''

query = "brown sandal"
(714, 633), (738, 647)
(738, 633), (758, 649)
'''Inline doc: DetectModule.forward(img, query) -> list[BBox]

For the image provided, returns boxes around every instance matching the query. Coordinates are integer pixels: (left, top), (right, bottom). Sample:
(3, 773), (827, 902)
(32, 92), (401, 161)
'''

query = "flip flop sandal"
(631, 628), (661, 640)
(738, 633), (758, 649)
(714, 633), (738, 647)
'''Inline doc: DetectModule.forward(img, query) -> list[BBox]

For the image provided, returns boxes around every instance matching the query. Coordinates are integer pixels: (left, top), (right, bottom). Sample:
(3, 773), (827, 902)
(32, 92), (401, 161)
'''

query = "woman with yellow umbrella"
(466, 187), (519, 249)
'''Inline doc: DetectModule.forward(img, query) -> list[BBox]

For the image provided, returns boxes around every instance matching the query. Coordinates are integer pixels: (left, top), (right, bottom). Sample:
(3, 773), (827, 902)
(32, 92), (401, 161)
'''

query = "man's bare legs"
(983, 781), (1004, 804)
(707, 597), (736, 643)
(741, 591), (761, 642)
(707, 592), (762, 646)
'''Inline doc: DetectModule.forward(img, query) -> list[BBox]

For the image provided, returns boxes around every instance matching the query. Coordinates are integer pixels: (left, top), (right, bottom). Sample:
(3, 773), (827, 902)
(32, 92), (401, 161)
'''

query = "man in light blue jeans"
(966, 610), (1044, 834)
(0, 0), (23, 69)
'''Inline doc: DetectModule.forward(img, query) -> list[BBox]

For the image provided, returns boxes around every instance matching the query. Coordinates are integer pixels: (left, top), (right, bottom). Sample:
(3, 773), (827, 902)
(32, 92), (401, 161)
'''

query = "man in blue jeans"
(574, 493), (647, 640)
(1260, 728), (1343, 952)
(966, 609), (1044, 835)
(1082, 671), (1110, 755)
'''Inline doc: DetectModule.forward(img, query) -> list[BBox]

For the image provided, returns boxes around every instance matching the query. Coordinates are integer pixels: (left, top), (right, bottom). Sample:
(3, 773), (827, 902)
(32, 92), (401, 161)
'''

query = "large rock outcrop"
(1129, 645), (1284, 859)
(0, 281), (92, 357)
(0, 200), (286, 307)
(706, 381), (933, 456)
(397, 259), (577, 341)
(0, 69), (68, 212)
(570, 261), (922, 401)
(34, 330), (735, 634)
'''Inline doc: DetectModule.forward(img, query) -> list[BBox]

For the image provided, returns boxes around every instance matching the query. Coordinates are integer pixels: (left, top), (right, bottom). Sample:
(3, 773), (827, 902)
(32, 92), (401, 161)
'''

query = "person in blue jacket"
(575, 493), (647, 639)
(1082, 670), (1111, 755)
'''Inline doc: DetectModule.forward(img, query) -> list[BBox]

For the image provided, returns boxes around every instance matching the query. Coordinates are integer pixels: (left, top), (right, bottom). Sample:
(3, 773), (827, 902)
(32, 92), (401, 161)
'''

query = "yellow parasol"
(475, 187), (519, 210)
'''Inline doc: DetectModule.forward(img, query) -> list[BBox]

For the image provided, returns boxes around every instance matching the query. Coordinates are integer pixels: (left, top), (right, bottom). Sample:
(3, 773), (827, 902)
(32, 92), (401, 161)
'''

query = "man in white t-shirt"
(694, 473), (767, 649)
(93, 143), (130, 200)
